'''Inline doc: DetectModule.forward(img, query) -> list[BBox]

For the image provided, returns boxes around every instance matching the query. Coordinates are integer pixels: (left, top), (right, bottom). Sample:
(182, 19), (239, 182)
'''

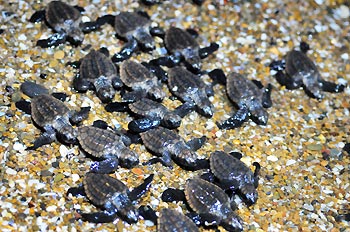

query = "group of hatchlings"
(14, 0), (347, 231)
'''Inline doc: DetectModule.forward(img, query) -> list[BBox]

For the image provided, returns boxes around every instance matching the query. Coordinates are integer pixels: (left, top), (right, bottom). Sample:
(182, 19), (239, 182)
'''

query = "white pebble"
(59, 145), (69, 157)
(267, 155), (278, 162)
(215, 130), (222, 138)
(338, 5), (350, 18)
(72, 173), (80, 182)
(286, 159), (296, 166)
(6, 168), (17, 175)
(144, 220), (155, 227)
(18, 34), (27, 41)
(314, 0), (324, 5)
(341, 53), (349, 60)
(13, 142), (25, 151)
(46, 205), (57, 212)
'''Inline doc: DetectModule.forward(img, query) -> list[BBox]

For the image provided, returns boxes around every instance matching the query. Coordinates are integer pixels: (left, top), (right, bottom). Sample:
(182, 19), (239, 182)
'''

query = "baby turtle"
(70, 48), (122, 103)
(162, 178), (244, 231)
(168, 66), (214, 118)
(150, 26), (219, 72)
(16, 82), (89, 150)
(127, 98), (194, 133)
(67, 172), (154, 224)
(207, 151), (261, 205)
(140, 126), (208, 170)
(269, 43), (345, 99)
(97, 11), (164, 62)
(216, 71), (272, 129)
(29, 1), (104, 47)
(77, 126), (139, 173)
(119, 59), (166, 102)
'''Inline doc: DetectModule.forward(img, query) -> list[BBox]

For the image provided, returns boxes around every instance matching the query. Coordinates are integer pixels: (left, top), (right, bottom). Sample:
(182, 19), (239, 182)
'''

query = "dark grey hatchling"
(168, 66), (214, 118)
(16, 81), (90, 150)
(158, 208), (199, 232)
(140, 126), (208, 170)
(162, 178), (244, 231)
(71, 48), (122, 103)
(67, 172), (154, 224)
(269, 42), (345, 99)
(77, 126), (139, 173)
(207, 151), (261, 205)
(216, 72), (272, 129)
(119, 59), (165, 102)
(29, 1), (104, 47)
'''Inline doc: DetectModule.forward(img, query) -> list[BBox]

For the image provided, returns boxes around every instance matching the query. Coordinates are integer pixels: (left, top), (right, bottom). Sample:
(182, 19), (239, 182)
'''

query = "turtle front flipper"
(15, 100), (32, 115)
(90, 158), (119, 174)
(129, 174), (154, 201)
(198, 42), (219, 59)
(36, 32), (67, 48)
(320, 79), (345, 93)
(29, 9), (46, 23)
(128, 118), (161, 133)
(70, 107), (90, 125)
(111, 39), (138, 63)
(138, 205), (158, 225)
(78, 210), (116, 223)
(27, 129), (56, 150)
(67, 184), (86, 197)
(149, 55), (182, 68)
(186, 212), (220, 227)
(186, 136), (206, 151)
(262, 83), (273, 108)
(217, 106), (249, 130)
(161, 188), (186, 202)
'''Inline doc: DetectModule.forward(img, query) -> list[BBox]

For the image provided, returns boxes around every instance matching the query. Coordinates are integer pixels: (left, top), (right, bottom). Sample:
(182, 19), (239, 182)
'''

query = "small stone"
(286, 159), (296, 166)
(338, 5), (350, 18)
(307, 144), (322, 151)
(13, 142), (25, 151)
(267, 155), (278, 162)
(341, 53), (349, 60)
(54, 173), (64, 182)
(5, 168), (17, 175)
(72, 174), (80, 182)
(54, 50), (65, 59)
(40, 170), (52, 177)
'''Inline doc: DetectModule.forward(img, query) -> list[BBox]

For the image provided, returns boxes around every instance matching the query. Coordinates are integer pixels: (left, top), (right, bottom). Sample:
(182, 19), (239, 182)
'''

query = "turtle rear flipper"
(129, 174), (154, 202)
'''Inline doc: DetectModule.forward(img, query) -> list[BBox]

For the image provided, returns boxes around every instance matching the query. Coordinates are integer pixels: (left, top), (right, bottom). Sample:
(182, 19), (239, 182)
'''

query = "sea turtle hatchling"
(29, 1), (104, 47)
(96, 11), (164, 62)
(150, 26), (219, 72)
(269, 42), (345, 99)
(119, 59), (166, 102)
(77, 126), (139, 173)
(70, 48), (122, 103)
(29, 94), (89, 149)
(215, 71), (273, 129)
(140, 126), (208, 170)
(67, 172), (154, 224)
(127, 98), (194, 133)
(205, 151), (261, 205)
(168, 66), (214, 118)
(158, 208), (199, 232)
(162, 178), (244, 231)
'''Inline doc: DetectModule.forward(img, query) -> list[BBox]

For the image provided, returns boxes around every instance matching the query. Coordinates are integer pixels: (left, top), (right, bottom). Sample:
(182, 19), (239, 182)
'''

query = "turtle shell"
(185, 178), (231, 218)
(285, 50), (318, 79)
(209, 151), (255, 190)
(114, 12), (150, 38)
(129, 98), (169, 118)
(226, 72), (262, 105)
(165, 27), (199, 53)
(77, 126), (138, 164)
(120, 60), (156, 88)
(83, 172), (129, 207)
(79, 49), (117, 81)
(167, 66), (205, 102)
(31, 94), (70, 128)
(46, 1), (81, 32)
(158, 208), (199, 232)
(140, 127), (181, 154)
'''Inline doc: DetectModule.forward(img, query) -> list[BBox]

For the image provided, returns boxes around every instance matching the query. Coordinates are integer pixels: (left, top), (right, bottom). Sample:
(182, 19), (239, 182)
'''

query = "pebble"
(54, 50), (65, 60)
(306, 144), (322, 151)
(13, 142), (25, 151)
(72, 174), (80, 182)
(5, 168), (17, 175)
(267, 155), (278, 162)
(286, 159), (296, 166)
(338, 5), (350, 19)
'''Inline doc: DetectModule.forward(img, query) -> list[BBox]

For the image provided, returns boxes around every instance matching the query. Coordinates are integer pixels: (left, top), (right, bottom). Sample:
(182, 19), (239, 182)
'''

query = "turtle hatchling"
(67, 172), (154, 223)
(162, 178), (244, 231)
(269, 42), (345, 99)
(30, 94), (89, 149)
(150, 26), (219, 72)
(168, 66), (214, 118)
(77, 126), (139, 173)
(216, 71), (272, 129)
(70, 48), (122, 103)
(96, 11), (164, 62)
(119, 59), (165, 102)
(127, 98), (194, 133)
(207, 151), (261, 205)
(140, 126), (208, 170)
(29, 1), (104, 47)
